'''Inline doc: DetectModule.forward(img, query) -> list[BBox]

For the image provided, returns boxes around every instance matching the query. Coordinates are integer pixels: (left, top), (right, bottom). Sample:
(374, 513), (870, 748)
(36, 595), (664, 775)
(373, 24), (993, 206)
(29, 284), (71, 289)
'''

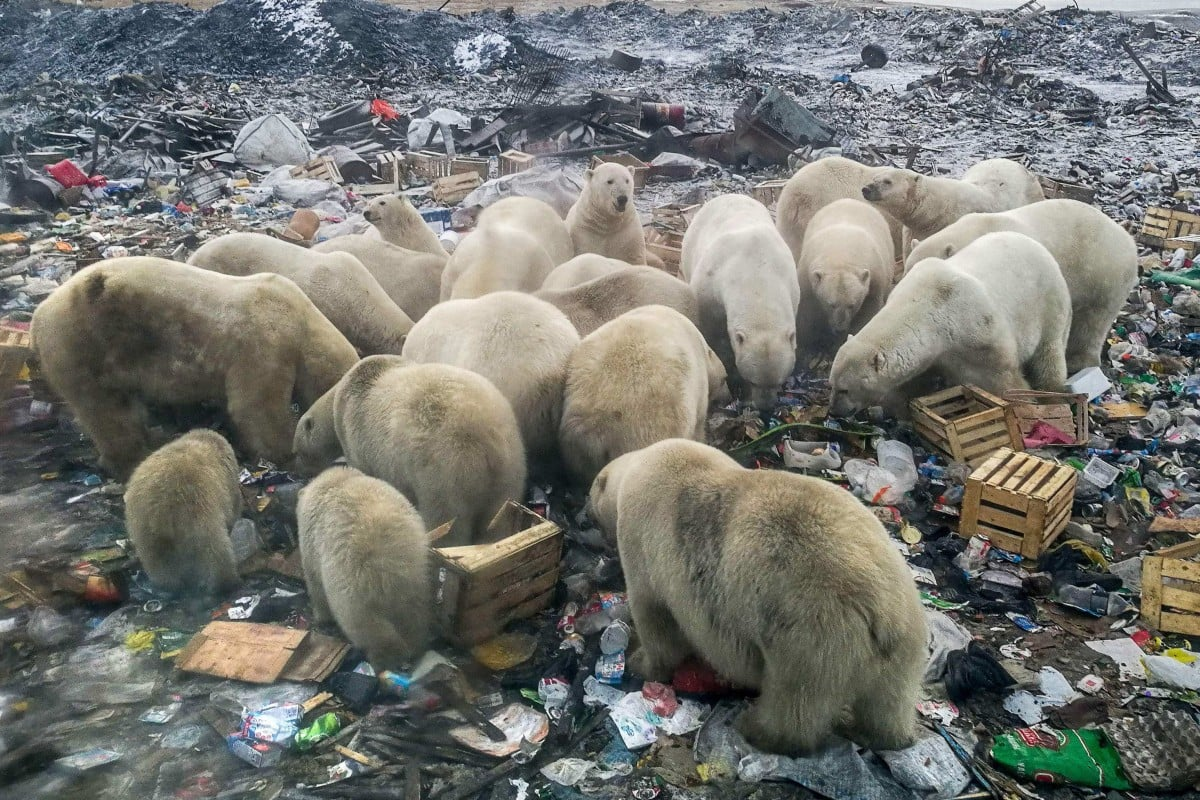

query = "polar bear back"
(961, 158), (1045, 210)
(542, 253), (632, 291)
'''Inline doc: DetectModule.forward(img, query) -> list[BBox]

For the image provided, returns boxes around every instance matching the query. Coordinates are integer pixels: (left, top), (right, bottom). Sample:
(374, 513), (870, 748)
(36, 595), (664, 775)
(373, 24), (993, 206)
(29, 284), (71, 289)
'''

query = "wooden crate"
(644, 226), (681, 274)
(407, 151), (490, 182)
(959, 448), (1077, 559)
(1037, 175), (1095, 205)
(430, 502), (563, 646)
(1141, 538), (1200, 637)
(290, 156), (342, 184)
(432, 173), (481, 206)
(1139, 206), (1200, 255)
(652, 203), (700, 234)
(499, 150), (536, 176)
(910, 385), (1023, 466)
(750, 178), (789, 209)
(0, 326), (32, 400)
(1004, 390), (1088, 447)
(591, 153), (649, 190)
(377, 151), (405, 184)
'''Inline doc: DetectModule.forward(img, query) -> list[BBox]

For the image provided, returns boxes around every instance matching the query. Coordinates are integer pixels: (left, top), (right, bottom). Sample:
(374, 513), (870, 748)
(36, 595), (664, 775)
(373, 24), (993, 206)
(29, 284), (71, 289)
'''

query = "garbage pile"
(2, 0), (1200, 798)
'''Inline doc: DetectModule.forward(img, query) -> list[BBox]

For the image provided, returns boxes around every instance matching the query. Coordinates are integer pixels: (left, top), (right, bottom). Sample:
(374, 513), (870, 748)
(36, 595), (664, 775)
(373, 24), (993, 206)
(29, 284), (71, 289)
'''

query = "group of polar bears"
(28, 153), (1138, 759)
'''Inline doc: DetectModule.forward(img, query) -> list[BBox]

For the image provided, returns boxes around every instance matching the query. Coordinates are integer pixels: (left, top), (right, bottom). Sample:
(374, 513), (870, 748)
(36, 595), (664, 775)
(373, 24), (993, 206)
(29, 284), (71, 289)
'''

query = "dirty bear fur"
(566, 163), (650, 265)
(589, 439), (927, 755)
(560, 306), (728, 486)
(32, 258), (358, 479)
(535, 267), (699, 337)
(775, 156), (904, 261)
(293, 356), (526, 547)
(862, 158), (1044, 243)
(313, 235), (445, 321)
(298, 466), (431, 668)
(830, 231), (1071, 416)
(796, 199), (895, 354)
(188, 232), (412, 354)
(401, 292), (580, 462)
(363, 193), (447, 258)
(906, 199), (1138, 373)
(680, 194), (800, 409)
(541, 253), (632, 291)
(440, 196), (575, 300)
(123, 429), (243, 595)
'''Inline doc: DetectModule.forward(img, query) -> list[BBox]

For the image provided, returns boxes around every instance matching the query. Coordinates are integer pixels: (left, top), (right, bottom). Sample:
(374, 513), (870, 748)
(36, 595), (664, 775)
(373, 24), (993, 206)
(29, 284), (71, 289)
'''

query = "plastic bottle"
(229, 518), (260, 563)
(27, 606), (76, 647)
(876, 440), (917, 495)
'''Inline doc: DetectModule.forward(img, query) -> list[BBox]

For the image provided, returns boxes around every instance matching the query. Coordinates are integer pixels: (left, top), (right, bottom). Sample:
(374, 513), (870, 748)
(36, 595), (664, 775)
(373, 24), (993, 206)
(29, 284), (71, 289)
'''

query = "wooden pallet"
(290, 156), (342, 184)
(644, 227), (682, 274)
(1139, 206), (1200, 255)
(910, 385), (1023, 466)
(430, 502), (563, 646)
(1141, 538), (1200, 637)
(959, 448), (1077, 560)
(1004, 390), (1089, 447)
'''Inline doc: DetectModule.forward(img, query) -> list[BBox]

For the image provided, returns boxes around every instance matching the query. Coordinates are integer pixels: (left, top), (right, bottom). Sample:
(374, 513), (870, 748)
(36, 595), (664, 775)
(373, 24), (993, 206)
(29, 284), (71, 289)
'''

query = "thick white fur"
(363, 193), (447, 257)
(535, 266), (699, 337)
(566, 163), (649, 265)
(313, 235), (445, 321)
(541, 253), (632, 291)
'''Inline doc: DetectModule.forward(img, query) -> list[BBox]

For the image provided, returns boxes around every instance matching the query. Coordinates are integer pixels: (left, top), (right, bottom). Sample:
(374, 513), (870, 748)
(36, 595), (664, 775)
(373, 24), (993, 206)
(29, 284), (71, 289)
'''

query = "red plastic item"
(44, 159), (107, 189)
(370, 98), (400, 121)
(642, 682), (678, 716)
(671, 658), (734, 695)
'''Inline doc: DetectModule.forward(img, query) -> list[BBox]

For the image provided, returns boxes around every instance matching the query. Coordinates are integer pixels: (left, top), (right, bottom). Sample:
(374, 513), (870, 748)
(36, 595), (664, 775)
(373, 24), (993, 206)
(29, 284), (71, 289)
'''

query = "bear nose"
(616, 195), (629, 209)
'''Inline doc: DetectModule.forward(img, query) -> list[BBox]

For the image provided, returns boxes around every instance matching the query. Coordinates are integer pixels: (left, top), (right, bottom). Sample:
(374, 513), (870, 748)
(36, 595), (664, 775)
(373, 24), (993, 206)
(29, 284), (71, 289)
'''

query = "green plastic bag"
(990, 727), (1132, 790)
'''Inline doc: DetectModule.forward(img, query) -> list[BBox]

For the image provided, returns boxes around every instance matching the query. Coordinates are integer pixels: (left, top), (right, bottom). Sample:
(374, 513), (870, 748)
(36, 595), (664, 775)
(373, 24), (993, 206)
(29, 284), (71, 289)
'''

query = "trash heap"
(2, 0), (1200, 798)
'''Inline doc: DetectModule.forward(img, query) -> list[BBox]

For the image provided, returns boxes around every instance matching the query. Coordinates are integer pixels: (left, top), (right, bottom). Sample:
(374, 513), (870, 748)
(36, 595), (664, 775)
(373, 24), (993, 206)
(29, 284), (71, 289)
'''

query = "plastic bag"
(990, 727), (1131, 789)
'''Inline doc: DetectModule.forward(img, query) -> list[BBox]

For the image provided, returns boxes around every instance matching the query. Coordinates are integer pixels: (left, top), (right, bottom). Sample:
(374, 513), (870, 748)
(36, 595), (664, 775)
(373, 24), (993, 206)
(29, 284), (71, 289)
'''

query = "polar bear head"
(731, 326), (796, 410)
(363, 193), (422, 233)
(583, 162), (635, 216)
(706, 348), (733, 406)
(812, 268), (871, 334)
(829, 334), (887, 416)
(293, 388), (343, 476)
(587, 451), (637, 547)
(861, 168), (919, 211)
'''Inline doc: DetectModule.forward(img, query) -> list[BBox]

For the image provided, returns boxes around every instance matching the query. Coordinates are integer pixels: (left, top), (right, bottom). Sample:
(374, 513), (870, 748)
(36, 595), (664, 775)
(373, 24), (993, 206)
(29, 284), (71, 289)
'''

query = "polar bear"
(589, 438), (927, 755)
(293, 356), (526, 547)
(680, 194), (800, 409)
(535, 267), (699, 337)
(363, 193), (447, 258)
(905, 199), (1137, 372)
(401, 292), (579, 462)
(188, 232), (412, 355)
(830, 231), (1071, 416)
(560, 306), (728, 486)
(566, 163), (650, 265)
(440, 196), (575, 301)
(776, 156), (904, 261)
(313, 236), (445, 321)
(861, 158), (1044, 243)
(32, 258), (357, 478)
(124, 429), (243, 595)
(541, 253), (632, 291)
(796, 199), (895, 355)
(298, 466), (431, 667)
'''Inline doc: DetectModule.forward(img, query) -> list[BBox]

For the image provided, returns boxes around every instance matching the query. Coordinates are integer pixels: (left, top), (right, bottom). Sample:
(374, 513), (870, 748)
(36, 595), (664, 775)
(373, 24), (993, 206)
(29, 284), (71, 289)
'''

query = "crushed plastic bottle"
(229, 518), (261, 563)
(27, 606), (76, 647)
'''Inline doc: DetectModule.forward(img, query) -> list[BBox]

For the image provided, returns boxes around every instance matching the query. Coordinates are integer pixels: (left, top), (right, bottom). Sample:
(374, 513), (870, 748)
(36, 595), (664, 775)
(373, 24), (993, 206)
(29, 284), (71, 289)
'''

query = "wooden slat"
(920, 385), (970, 406)
(1003, 456), (1041, 491)
(1162, 587), (1200, 614)
(1141, 556), (1163, 628)
(975, 504), (1029, 534)
(460, 548), (561, 607)
(454, 588), (557, 645)
(1158, 611), (1200, 637)
(959, 479), (984, 537)
(958, 417), (1007, 440)
(1161, 560), (1200, 583)
(974, 526), (1025, 554)
(1021, 460), (1057, 496)
(982, 486), (1030, 513)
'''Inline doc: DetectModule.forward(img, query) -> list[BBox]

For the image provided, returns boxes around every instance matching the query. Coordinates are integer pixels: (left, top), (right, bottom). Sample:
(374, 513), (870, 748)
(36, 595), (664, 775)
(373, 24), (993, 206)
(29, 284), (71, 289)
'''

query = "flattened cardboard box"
(176, 621), (349, 684)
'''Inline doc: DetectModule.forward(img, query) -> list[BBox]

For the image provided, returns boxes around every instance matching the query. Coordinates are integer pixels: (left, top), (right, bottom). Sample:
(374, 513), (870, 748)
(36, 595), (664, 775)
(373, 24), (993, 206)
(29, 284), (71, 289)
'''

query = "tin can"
(640, 102), (685, 129)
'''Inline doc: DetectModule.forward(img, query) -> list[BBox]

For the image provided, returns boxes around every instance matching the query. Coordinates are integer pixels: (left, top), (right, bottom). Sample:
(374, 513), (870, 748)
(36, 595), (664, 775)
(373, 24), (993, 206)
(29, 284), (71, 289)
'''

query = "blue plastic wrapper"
(240, 703), (302, 743)
(595, 652), (625, 685)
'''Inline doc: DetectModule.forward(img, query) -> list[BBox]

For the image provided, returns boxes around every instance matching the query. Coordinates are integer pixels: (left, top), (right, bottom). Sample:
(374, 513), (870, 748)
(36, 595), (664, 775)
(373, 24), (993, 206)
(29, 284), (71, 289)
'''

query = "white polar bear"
(559, 305), (728, 485)
(440, 196), (575, 301)
(796, 199), (895, 352)
(298, 465), (432, 668)
(541, 253), (632, 291)
(861, 158), (1044, 243)
(905, 199), (1137, 373)
(187, 232), (412, 355)
(293, 356), (526, 547)
(535, 267), (699, 337)
(775, 156), (904, 261)
(566, 163), (650, 265)
(830, 231), (1071, 416)
(680, 194), (800, 409)
(363, 193), (447, 258)
(401, 292), (579, 463)
(313, 235), (445, 321)
(588, 438), (927, 755)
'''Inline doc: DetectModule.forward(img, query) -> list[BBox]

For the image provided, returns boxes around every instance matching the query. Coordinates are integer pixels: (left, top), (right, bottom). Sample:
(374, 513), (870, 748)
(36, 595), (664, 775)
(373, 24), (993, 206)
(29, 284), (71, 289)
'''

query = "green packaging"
(293, 712), (340, 751)
(990, 726), (1131, 790)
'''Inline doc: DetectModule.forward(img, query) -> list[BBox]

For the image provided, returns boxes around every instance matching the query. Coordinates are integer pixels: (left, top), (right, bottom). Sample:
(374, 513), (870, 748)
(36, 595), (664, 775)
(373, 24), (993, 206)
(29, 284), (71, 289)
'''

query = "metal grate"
(505, 39), (572, 106)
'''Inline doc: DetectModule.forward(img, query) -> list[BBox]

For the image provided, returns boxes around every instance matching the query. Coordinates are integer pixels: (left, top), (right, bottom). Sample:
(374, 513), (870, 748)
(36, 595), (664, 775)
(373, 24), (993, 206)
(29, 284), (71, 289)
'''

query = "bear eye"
(607, 179), (614, 185)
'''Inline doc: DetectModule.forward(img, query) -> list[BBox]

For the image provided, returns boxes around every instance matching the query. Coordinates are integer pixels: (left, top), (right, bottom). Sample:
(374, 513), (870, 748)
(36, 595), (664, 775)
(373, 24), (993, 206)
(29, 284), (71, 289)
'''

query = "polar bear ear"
(811, 269), (824, 285)
(909, 238), (920, 252)
(872, 351), (887, 373)
(734, 331), (746, 345)
(583, 168), (594, 181)
(857, 269), (870, 285)
(942, 245), (954, 259)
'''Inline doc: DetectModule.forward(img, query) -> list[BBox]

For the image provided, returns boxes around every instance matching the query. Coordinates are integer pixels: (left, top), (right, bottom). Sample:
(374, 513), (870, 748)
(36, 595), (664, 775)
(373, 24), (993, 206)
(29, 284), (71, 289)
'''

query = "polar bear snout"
(861, 182), (881, 201)
(614, 194), (629, 212)
(363, 207), (378, 222)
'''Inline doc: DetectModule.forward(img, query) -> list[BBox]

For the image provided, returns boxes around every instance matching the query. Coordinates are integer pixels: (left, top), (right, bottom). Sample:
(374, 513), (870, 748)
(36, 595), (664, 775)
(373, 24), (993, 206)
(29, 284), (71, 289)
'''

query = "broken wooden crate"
(959, 448), (1077, 560)
(1036, 175), (1095, 205)
(1004, 390), (1089, 447)
(407, 151), (489, 182)
(644, 227), (682, 273)
(590, 152), (649, 190)
(499, 149), (536, 176)
(1139, 206), (1200, 256)
(431, 502), (563, 646)
(0, 326), (32, 401)
(1141, 537), (1200, 637)
(432, 172), (482, 205)
(910, 385), (1023, 466)
(751, 179), (789, 210)
(290, 156), (342, 184)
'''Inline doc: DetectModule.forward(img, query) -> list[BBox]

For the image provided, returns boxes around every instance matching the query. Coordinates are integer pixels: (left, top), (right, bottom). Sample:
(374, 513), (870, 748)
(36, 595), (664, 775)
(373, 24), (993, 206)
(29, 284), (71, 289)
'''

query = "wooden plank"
(1003, 455), (1040, 491)
(1159, 611), (1200, 637)
(1022, 460), (1057, 496)
(975, 526), (1025, 554)
(975, 504), (1029, 533)
(1149, 518), (1200, 536)
(982, 486), (1030, 513)
(971, 449), (1009, 483)
(918, 385), (968, 407)
(1141, 556), (1163, 628)
(463, 564), (560, 614)
(1161, 560), (1200, 583)
(946, 421), (964, 462)
(969, 385), (1009, 408)
(957, 417), (1007, 440)
(460, 546), (561, 605)
(932, 400), (975, 418)
(959, 479), (984, 537)
(961, 437), (1009, 462)
(435, 520), (558, 575)
(454, 588), (557, 645)
(1162, 587), (1200, 614)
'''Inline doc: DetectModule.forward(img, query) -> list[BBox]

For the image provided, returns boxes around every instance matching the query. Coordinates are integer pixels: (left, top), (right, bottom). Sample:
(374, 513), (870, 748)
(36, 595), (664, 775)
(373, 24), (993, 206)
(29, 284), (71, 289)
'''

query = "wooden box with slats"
(430, 502), (563, 646)
(1141, 538), (1200, 637)
(0, 327), (32, 401)
(910, 385), (1022, 466)
(1139, 206), (1200, 255)
(959, 448), (1077, 560)
(750, 179), (788, 209)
